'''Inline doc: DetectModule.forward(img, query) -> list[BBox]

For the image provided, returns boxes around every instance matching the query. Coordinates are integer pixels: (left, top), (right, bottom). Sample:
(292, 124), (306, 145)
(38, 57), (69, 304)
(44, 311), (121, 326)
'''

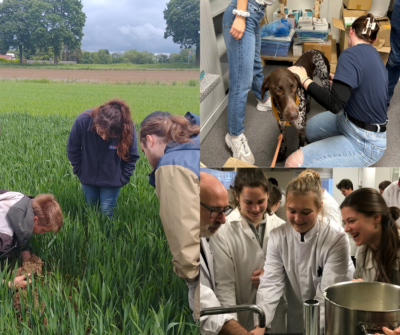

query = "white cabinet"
(200, 0), (231, 141)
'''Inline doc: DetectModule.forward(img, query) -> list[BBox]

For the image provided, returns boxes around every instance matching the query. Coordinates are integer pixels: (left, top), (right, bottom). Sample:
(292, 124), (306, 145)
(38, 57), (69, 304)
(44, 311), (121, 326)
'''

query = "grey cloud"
(81, 0), (181, 53)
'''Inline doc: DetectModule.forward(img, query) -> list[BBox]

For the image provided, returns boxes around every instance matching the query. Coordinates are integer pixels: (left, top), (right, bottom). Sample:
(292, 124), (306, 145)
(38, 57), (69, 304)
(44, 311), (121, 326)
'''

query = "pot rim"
(324, 281), (400, 313)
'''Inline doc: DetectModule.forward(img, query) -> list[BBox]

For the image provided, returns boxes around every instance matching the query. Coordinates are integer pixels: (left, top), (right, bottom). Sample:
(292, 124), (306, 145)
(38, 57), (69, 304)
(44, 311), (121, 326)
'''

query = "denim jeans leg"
(99, 187), (120, 218)
(305, 111), (341, 143)
(251, 14), (266, 102)
(81, 184), (100, 207)
(224, 4), (259, 136)
(386, 0), (400, 103)
(302, 111), (386, 167)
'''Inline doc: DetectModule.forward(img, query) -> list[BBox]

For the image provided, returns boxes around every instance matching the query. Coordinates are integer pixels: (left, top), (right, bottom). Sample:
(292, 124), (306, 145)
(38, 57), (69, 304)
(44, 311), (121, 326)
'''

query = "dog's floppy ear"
(261, 76), (269, 101)
(293, 73), (302, 91)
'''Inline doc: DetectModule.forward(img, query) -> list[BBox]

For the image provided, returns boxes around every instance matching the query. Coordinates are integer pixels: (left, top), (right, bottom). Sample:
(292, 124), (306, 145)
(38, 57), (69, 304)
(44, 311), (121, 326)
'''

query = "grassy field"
(0, 81), (199, 122)
(0, 83), (199, 334)
(0, 63), (199, 71)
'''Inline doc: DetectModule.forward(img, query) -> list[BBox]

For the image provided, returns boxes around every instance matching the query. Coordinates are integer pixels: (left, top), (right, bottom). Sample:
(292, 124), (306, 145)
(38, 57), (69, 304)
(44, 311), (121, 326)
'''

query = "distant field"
(0, 68), (199, 84)
(0, 62), (199, 71)
(0, 81), (199, 122)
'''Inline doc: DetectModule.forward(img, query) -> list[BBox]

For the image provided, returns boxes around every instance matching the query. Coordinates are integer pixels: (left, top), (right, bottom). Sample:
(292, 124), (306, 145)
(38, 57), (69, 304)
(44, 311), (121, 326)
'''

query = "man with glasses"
(199, 172), (251, 335)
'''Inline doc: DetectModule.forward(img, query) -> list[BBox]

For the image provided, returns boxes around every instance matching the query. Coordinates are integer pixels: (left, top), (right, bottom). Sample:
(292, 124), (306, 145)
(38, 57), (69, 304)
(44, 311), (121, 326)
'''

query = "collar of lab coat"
(291, 219), (319, 242)
(227, 208), (268, 245)
(200, 237), (215, 289)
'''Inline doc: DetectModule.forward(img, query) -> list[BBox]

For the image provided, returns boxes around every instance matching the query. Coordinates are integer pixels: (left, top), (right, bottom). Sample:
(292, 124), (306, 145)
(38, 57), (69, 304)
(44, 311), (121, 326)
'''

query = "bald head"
(200, 172), (229, 238)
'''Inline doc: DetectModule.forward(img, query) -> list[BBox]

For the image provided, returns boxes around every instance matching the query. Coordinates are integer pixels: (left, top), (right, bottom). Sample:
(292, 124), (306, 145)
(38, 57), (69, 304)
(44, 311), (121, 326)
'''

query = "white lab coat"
(256, 219), (355, 334)
(321, 190), (358, 258)
(209, 208), (286, 331)
(382, 181), (400, 227)
(200, 238), (233, 335)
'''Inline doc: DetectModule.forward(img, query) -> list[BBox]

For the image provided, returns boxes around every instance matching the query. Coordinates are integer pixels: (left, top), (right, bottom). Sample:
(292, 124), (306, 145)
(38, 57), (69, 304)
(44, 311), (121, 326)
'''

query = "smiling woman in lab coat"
(252, 172), (355, 335)
(209, 169), (286, 332)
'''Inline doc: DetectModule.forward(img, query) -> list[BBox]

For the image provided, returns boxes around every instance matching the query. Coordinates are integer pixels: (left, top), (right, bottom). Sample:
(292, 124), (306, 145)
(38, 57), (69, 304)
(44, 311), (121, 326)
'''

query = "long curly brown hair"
(90, 99), (134, 161)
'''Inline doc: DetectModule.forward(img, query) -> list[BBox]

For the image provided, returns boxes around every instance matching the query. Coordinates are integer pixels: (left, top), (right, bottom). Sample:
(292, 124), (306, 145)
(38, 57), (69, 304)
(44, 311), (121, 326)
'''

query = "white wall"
(375, 168), (392, 189)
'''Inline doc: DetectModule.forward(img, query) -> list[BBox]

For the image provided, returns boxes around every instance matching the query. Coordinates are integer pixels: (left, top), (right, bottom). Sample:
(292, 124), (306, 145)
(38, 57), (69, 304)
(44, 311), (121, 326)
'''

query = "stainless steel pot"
(324, 282), (400, 335)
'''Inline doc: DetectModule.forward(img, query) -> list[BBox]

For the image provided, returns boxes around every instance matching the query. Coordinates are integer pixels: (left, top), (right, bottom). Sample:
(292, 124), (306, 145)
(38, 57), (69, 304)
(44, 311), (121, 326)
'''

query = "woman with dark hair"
(209, 168), (286, 332)
(139, 111), (200, 307)
(341, 188), (400, 284)
(286, 14), (388, 167)
(67, 99), (139, 218)
(341, 188), (400, 335)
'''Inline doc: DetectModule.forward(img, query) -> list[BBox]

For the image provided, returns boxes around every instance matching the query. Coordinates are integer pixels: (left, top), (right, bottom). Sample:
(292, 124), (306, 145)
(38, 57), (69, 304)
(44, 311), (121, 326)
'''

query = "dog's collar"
(270, 95), (299, 127)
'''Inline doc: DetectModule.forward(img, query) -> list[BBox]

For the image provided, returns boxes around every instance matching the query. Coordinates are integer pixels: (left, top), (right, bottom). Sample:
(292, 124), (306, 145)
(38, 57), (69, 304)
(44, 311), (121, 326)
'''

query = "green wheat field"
(0, 81), (199, 334)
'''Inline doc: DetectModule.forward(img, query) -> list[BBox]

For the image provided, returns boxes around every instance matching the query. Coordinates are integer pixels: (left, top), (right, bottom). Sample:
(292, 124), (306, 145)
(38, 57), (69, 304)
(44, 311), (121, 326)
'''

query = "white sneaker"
(256, 97), (272, 112)
(225, 133), (255, 165)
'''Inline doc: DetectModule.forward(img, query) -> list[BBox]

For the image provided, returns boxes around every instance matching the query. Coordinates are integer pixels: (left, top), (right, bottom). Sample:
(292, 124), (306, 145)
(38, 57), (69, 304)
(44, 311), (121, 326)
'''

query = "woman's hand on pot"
(379, 326), (400, 335)
(251, 269), (264, 288)
(351, 278), (364, 282)
(287, 66), (308, 84)
(250, 326), (266, 335)
(230, 16), (246, 40)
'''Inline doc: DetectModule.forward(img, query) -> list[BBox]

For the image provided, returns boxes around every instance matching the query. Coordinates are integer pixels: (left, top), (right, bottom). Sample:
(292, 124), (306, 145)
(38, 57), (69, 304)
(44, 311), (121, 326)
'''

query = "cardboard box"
(332, 5), (367, 53)
(223, 157), (257, 168)
(330, 39), (338, 73)
(303, 35), (332, 63)
(373, 17), (391, 47)
(343, 0), (372, 11)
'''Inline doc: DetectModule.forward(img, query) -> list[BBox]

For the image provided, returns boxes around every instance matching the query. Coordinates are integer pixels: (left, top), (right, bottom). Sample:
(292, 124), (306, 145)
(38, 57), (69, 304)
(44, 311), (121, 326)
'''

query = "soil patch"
(13, 254), (46, 324)
(0, 68), (198, 83)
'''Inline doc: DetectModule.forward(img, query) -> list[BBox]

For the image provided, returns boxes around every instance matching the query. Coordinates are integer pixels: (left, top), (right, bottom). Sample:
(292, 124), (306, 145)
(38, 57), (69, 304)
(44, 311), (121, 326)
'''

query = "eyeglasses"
(200, 202), (233, 219)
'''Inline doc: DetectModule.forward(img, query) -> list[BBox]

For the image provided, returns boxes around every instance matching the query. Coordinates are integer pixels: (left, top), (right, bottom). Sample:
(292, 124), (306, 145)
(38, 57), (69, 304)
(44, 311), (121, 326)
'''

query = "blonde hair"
(286, 172), (323, 216)
(31, 194), (63, 233)
(299, 169), (321, 186)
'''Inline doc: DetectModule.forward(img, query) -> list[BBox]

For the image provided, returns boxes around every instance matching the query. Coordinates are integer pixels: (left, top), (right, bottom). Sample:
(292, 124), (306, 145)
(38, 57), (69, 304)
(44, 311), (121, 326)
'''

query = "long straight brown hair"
(340, 188), (400, 283)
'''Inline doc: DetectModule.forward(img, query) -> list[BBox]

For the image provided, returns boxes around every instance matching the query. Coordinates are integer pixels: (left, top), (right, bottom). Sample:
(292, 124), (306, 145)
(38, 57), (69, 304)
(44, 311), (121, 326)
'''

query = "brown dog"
(261, 49), (330, 162)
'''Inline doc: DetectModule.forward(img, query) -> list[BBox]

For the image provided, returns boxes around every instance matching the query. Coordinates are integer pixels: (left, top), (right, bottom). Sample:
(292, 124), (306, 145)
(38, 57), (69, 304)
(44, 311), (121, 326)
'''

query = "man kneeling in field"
(0, 191), (63, 288)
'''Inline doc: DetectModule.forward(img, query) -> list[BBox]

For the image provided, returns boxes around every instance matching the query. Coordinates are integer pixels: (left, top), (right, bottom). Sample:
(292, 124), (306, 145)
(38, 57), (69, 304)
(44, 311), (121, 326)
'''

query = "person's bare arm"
(230, 0), (248, 40)
(219, 319), (252, 335)
(21, 250), (31, 262)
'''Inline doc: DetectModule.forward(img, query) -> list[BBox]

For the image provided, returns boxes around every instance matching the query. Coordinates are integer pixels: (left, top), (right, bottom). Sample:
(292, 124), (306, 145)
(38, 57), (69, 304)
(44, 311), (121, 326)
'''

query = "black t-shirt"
(334, 44), (388, 124)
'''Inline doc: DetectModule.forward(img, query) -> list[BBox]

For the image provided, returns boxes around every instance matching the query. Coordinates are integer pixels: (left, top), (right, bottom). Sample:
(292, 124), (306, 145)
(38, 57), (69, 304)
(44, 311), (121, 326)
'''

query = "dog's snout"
(283, 98), (299, 122)
(288, 110), (299, 121)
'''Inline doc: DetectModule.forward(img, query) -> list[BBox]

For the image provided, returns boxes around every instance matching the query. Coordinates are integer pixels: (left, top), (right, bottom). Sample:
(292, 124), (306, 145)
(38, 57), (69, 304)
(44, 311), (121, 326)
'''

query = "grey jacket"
(0, 196), (34, 256)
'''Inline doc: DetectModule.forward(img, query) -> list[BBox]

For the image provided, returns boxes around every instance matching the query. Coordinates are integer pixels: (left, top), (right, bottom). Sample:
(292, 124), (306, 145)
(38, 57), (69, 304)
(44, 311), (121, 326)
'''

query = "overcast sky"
(81, 0), (181, 54)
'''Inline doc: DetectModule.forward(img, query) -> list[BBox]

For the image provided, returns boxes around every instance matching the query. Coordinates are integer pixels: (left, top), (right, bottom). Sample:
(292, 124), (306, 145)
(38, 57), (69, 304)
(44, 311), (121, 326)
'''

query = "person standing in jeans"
(387, 0), (400, 105)
(67, 99), (139, 218)
(224, 0), (280, 165)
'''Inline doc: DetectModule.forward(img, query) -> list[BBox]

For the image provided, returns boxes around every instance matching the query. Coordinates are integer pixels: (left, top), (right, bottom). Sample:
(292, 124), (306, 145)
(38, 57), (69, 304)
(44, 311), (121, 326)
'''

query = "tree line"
(0, 0), (86, 64)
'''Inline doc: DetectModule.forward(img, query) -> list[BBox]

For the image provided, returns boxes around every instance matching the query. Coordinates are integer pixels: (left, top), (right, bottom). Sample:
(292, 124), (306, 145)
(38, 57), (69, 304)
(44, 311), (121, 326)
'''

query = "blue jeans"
(81, 185), (120, 218)
(224, 0), (267, 136)
(387, 0), (400, 103)
(301, 111), (386, 167)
